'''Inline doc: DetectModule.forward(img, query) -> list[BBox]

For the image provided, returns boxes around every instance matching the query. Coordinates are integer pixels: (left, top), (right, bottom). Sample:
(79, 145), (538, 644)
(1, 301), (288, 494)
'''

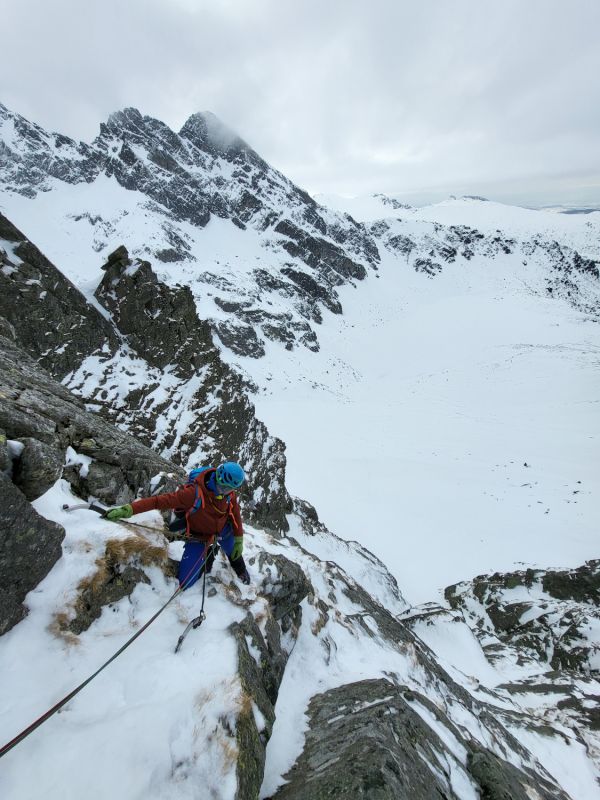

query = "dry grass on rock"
(51, 533), (170, 637)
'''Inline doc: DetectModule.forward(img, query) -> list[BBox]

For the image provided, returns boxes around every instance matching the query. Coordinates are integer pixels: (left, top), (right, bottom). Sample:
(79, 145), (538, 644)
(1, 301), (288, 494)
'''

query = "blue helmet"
(216, 461), (245, 490)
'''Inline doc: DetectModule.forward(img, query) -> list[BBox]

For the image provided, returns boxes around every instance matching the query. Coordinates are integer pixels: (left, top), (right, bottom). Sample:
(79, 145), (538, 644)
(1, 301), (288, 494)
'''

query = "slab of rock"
(0, 213), (116, 380)
(255, 552), (311, 624)
(0, 331), (183, 508)
(0, 472), (65, 634)
(270, 679), (569, 800)
(12, 437), (64, 500)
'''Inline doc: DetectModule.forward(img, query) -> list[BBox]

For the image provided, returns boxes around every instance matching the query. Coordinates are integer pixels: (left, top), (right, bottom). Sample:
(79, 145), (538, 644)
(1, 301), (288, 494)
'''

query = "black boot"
(230, 555), (251, 585)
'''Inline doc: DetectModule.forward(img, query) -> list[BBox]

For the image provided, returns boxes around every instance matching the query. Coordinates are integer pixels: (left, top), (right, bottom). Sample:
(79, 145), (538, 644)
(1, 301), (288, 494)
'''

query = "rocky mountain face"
(0, 212), (291, 533)
(372, 216), (600, 315)
(0, 322), (181, 633)
(0, 102), (379, 359)
(399, 561), (600, 797)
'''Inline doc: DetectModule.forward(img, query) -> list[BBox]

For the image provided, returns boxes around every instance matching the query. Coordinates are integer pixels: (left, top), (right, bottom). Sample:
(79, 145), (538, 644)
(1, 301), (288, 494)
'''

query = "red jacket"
(131, 475), (243, 542)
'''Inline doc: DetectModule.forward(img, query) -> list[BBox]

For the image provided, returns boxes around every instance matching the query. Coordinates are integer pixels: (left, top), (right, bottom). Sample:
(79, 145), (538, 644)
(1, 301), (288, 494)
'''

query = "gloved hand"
(231, 536), (244, 560)
(105, 504), (133, 521)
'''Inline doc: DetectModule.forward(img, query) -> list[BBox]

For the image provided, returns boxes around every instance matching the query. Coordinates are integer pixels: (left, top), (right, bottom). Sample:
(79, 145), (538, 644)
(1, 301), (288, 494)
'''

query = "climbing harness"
(0, 512), (212, 760)
(174, 541), (218, 653)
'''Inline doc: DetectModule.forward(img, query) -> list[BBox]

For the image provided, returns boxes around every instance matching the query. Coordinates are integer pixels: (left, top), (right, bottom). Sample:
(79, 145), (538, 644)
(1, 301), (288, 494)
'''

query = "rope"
(174, 542), (217, 654)
(199, 542), (214, 614)
(0, 543), (211, 760)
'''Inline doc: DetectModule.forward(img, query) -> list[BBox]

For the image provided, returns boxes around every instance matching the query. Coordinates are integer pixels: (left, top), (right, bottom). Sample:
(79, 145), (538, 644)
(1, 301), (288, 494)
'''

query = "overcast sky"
(2, 0), (600, 206)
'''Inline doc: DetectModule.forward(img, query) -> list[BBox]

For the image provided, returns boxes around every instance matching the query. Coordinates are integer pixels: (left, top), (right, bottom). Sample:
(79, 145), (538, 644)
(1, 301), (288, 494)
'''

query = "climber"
(105, 462), (250, 588)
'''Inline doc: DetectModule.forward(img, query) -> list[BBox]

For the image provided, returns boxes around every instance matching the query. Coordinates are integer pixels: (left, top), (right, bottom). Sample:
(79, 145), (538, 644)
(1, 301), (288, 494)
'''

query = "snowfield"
(246, 204), (600, 606)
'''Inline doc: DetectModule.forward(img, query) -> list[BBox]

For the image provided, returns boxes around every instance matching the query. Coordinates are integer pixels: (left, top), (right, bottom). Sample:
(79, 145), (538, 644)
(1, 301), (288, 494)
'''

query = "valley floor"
(248, 247), (600, 605)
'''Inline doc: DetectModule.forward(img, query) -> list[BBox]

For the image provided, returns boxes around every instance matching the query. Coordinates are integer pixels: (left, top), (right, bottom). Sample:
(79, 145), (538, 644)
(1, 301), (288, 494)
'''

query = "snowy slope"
(410, 196), (600, 257)
(314, 191), (414, 222)
(1, 479), (597, 799)
(251, 231), (600, 605)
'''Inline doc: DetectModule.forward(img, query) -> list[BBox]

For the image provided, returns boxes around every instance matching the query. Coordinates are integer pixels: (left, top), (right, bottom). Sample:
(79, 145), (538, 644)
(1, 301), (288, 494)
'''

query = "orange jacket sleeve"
(131, 484), (196, 515)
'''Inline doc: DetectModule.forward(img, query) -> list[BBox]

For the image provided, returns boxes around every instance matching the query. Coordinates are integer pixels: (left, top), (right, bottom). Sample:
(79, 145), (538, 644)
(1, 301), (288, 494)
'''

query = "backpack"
(169, 466), (237, 535)
(187, 466), (215, 515)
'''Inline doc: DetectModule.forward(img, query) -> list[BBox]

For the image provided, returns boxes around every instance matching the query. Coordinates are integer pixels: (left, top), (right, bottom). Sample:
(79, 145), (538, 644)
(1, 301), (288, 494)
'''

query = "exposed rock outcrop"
(12, 437), (64, 500)
(0, 471), (65, 634)
(231, 552), (312, 800)
(445, 561), (600, 675)
(0, 330), (182, 507)
(270, 678), (568, 800)
(96, 245), (214, 377)
(0, 213), (116, 379)
(255, 552), (312, 625)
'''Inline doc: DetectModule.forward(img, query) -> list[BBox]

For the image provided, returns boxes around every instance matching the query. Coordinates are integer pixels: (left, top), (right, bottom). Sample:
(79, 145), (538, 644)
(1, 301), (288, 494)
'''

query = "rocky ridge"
(0, 102), (379, 357)
(247, 529), (577, 800)
(401, 562), (600, 795)
(372, 216), (600, 317)
(4, 102), (597, 370)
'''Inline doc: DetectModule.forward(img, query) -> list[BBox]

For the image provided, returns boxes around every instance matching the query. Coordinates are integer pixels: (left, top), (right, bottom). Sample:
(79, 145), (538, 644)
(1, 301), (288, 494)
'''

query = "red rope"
(0, 546), (210, 759)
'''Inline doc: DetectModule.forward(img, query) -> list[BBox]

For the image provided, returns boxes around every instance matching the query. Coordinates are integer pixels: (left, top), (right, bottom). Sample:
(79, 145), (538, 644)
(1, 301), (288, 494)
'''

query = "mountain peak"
(105, 107), (145, 131)
(179, 110), (249, 157)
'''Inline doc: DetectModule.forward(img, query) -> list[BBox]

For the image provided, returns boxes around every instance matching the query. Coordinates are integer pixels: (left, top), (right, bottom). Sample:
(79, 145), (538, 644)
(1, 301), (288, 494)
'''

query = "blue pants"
(178, 524), (235, 589)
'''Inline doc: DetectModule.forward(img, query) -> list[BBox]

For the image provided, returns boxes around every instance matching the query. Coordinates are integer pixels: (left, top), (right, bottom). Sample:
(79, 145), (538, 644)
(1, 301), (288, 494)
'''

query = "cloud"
(2, 0), (599, 205)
